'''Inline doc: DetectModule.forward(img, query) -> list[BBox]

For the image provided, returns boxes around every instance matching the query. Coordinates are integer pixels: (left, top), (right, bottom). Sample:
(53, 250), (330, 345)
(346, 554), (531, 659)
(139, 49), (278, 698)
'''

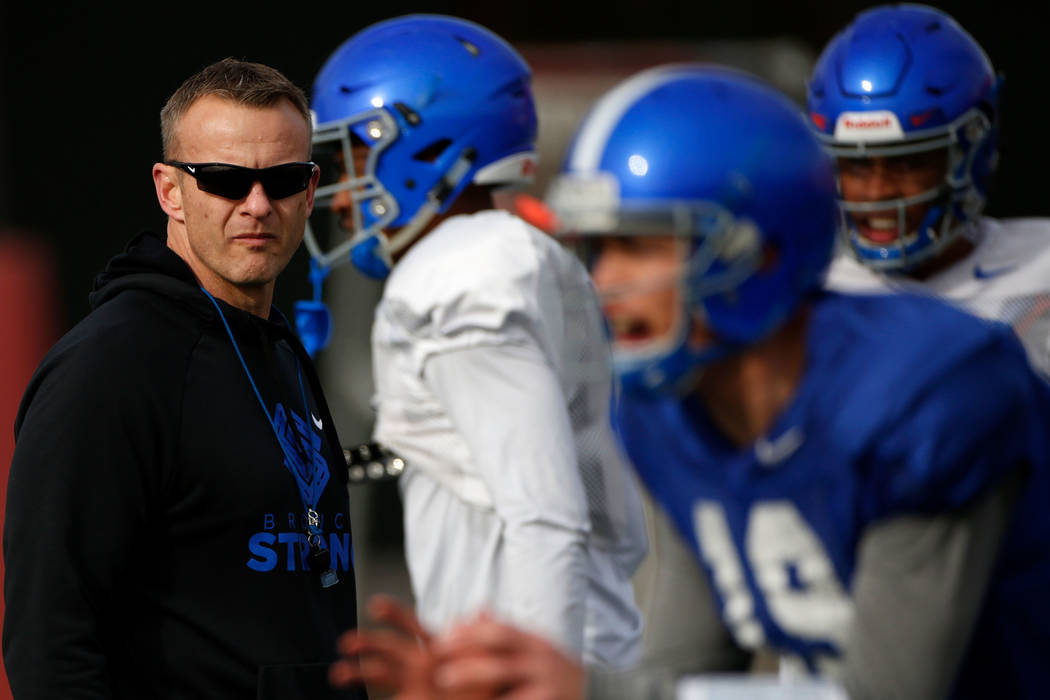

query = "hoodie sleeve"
(3, 324), (173, 699)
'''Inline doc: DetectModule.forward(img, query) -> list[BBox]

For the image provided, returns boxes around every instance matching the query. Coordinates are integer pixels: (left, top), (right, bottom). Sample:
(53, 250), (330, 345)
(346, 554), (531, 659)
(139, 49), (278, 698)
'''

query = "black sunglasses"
(166, 160), (316, 200)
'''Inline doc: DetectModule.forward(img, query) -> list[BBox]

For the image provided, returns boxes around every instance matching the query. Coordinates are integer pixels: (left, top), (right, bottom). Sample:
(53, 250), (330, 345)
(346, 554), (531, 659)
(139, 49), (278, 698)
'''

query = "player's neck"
(694, 307), (810, 448)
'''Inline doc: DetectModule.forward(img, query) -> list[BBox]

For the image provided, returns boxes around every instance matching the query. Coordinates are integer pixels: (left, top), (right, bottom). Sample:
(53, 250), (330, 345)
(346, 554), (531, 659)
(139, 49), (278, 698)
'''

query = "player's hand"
(432, 613), (586, 700)
(328, 594), (439, 699)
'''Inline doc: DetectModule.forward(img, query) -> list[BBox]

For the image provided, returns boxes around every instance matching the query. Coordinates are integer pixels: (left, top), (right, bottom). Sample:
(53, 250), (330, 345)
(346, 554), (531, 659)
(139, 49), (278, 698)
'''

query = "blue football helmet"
(306, 14), (538, 279)
(807, 4), (999, 271)
(548, 65), (838, 394)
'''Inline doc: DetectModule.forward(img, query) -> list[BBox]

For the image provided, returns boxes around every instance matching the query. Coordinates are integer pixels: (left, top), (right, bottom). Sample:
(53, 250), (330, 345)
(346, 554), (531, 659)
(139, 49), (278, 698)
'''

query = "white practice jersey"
(371, 209), (647, 667)
(826, 217), (1050, 377)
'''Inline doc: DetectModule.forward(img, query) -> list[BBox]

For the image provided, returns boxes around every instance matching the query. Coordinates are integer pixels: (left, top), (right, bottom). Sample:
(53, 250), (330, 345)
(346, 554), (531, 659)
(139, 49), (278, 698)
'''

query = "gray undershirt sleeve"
(587, 491), (750, 700)
(842, 469), (1025, 700)
(634, 489), (753, 674)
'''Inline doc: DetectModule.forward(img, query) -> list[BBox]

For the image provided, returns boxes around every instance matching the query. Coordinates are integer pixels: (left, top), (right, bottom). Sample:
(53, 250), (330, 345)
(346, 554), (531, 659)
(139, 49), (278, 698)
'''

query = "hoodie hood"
(90, 231), (198, 307)
(89, 231), (213, 318)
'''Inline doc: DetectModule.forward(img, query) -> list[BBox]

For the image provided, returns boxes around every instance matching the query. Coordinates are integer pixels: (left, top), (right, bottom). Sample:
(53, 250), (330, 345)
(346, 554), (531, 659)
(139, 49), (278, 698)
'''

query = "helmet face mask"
(305, 14), (538, 280)
(590, 223), (763, 394)
(831, 108), (993, 270)
(580, 234), (695, 391)
(549, 65), (837, 395)
(808, 5), (999, 272)
(306, 108), (402, 271)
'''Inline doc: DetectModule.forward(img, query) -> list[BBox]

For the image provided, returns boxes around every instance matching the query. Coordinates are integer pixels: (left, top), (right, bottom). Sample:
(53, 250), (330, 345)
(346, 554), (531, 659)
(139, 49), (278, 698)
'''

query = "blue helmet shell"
(550, 65), (838, 394)
(307, 14), (538, 278)
(807, 4), (999, 271)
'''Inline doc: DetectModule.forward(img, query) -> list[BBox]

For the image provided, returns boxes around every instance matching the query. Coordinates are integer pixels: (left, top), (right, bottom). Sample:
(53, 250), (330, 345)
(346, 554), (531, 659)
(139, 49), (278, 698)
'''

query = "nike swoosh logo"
(185, 165), (196, 173)
(754, 427), (804, 467)
(312, 414), (323, 430)
(974, 264), (1018, 280)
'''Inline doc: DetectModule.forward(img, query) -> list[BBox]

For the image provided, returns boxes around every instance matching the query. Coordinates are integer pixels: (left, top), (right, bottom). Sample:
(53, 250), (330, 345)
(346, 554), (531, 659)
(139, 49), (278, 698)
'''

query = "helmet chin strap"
(304, 222), (357, 271)
(614, 298), (736, 396)
(375, 147), (480, 259)
(384, 199), (442, 256)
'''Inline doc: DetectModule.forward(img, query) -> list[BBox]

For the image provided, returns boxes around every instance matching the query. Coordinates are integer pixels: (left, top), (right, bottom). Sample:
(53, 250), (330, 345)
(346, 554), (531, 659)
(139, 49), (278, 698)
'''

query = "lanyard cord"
(200, 288), (278, 426)
(271, 306), (315, 426)
(199, 288), (318, 511)
(199, 288), (339, 587)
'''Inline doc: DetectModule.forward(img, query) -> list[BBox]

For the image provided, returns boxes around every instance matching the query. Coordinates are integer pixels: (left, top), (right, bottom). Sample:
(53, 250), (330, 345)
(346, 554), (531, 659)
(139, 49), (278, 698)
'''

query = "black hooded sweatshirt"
(4, 232), (365, 699)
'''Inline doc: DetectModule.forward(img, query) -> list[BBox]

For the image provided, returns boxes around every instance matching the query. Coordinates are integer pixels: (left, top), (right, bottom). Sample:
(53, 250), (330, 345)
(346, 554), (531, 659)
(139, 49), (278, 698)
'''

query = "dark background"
(0, 0), (1043, 330)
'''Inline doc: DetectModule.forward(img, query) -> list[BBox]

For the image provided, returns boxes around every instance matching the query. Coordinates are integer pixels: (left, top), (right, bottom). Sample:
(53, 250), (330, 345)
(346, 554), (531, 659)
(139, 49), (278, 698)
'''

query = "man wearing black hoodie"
(3, 59), (364, 700)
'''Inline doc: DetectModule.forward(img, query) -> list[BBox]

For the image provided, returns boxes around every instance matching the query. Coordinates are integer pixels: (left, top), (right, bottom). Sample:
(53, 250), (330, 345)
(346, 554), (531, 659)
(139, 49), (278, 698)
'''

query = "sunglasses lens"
(193, 166), (255, 199)
(188, 163), (314, 200)
(260, 164), (314, 199)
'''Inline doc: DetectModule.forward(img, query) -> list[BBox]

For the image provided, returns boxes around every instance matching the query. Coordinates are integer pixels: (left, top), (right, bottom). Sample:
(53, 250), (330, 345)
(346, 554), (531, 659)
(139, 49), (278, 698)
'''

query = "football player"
(633, 5), (1050, 689)
(811, 4), (1050, 376)
(306, 13), (648, 678)
(332, 64), (1050, 700)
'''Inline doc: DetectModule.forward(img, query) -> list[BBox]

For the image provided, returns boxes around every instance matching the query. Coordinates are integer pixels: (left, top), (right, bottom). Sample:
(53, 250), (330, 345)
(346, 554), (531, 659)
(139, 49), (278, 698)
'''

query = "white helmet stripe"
(569, 65), (692, 173)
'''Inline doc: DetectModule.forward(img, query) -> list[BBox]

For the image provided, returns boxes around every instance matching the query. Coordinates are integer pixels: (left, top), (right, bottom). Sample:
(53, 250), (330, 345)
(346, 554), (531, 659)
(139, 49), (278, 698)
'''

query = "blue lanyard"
(200, 288), (339, 587)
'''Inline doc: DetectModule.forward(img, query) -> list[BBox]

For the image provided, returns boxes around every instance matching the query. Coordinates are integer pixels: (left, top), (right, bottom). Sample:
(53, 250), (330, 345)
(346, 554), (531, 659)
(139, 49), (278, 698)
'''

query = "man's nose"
(242, 181), (274, 217)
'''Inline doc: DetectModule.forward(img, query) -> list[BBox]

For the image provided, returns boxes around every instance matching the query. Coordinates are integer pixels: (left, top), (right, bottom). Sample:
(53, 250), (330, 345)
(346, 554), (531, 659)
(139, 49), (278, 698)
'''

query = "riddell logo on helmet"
(844, 116), (891, 129)
(834, 110), (904, 142)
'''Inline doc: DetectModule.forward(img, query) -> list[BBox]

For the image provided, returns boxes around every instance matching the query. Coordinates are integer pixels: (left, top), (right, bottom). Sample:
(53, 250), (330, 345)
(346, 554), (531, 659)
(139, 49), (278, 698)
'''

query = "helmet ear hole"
(393, 102), (422, 126)
(413, 138), (452, 163)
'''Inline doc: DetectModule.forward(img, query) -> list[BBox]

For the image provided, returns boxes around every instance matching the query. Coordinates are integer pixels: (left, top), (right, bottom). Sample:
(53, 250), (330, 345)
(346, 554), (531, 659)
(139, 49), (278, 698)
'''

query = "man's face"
(166, 95), (316, 296)
(589, 235), (686, 351)
(837, 149), (947, 244)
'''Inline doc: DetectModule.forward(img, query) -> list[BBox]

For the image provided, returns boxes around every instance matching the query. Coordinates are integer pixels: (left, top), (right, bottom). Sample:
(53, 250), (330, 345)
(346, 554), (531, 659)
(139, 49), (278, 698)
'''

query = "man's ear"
(153, 163), (185, 222)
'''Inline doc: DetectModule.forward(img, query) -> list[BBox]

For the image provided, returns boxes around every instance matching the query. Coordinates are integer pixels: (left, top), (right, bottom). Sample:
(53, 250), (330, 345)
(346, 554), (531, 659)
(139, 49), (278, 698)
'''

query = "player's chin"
(613, 335), (658, 354)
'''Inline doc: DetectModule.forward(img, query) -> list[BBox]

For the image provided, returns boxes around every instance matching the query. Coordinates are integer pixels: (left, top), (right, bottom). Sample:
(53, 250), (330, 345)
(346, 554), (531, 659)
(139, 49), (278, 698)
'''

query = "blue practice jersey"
(617, 291), (1050, 697)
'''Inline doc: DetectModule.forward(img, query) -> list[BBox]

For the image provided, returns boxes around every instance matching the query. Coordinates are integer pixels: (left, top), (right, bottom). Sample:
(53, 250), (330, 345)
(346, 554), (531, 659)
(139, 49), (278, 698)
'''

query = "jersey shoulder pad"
(840, 296), (1048, 517)
(824, 253), (892, 294)
(377, 211), (577, 366)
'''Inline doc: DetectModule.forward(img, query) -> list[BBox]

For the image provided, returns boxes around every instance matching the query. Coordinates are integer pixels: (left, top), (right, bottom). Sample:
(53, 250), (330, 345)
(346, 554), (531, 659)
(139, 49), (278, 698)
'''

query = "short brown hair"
(160, 57), (311, 159)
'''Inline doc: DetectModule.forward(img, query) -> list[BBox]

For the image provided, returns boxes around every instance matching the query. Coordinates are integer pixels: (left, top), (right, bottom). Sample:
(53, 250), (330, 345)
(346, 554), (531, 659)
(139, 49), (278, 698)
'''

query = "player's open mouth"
(856, 216), (902, 245)
(608, 316), (653, 345)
